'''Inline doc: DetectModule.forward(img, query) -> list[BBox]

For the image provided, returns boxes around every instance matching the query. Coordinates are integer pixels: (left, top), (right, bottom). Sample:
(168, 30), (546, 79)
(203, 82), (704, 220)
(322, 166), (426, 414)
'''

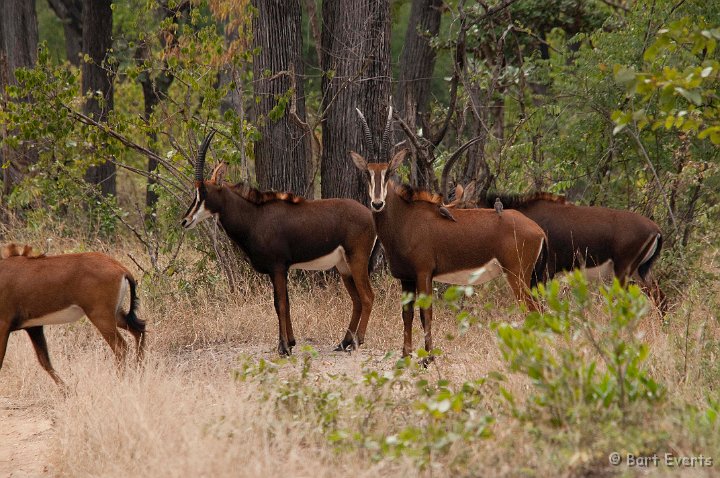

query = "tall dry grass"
(1, 237), (719, 477)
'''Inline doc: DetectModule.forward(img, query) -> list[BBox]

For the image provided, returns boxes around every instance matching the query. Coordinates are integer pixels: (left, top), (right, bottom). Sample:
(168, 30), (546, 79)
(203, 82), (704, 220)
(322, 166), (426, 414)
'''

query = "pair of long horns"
(355, 104), (393, 159)
(194, 129), (217, 182)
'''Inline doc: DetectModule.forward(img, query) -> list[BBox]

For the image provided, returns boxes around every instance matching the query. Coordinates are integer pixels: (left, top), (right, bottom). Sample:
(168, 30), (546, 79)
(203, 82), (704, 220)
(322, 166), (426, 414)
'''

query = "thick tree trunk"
(81, 0), (115, 197)
(251, 0), (310, 196)
(321, 0), (391, 203)
(0, 0), (39, 200)
(47, 0), (82, 65)
(395, 0), (442, 190)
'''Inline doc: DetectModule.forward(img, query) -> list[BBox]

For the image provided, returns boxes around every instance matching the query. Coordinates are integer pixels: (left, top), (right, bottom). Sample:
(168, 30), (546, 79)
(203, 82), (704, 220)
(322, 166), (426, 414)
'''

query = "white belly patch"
(19, 305), (86, 329)
(290, 246), (350, 274)
(580, 259), (615, 282)
(434, 259), (503, 285)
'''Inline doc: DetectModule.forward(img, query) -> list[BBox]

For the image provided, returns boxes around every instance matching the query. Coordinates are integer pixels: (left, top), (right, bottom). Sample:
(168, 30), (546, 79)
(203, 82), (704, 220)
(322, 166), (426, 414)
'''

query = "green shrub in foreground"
(494, 271), (665, 427)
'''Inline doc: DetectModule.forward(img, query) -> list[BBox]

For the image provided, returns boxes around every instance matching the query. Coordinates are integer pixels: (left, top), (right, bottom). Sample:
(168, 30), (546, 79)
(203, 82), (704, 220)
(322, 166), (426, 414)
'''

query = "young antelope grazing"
(181, 132), (376, 356)
(352, 108), (547, 359)
(0, 244), (144, 386)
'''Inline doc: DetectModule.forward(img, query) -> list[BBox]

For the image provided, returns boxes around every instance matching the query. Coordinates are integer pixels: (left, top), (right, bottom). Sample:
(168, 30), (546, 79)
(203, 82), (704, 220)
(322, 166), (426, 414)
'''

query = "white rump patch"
(116, 276), (129, 317)
(638, 234), (660, 266)
(19, 305), (86, 329)
(291, 246), (350, 275)
(434, 259), (503, 285)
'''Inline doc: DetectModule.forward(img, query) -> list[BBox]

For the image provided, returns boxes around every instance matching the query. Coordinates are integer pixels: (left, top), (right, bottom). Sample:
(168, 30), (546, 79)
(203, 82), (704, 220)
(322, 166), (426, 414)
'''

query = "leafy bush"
(494, 271), (665, 427)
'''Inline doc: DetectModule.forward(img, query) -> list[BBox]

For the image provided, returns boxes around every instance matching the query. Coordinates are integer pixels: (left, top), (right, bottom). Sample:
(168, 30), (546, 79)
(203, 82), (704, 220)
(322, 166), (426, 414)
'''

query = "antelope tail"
(531, 238), (548, 289)
(124, 275), (145, 333)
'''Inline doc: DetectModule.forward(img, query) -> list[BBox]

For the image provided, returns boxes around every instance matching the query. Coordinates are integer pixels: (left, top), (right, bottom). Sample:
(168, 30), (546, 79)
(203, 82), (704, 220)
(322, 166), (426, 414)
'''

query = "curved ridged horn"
(381, 105), (393, 160)
(195, 130), (217, 182)
(355, 108), (374, 156)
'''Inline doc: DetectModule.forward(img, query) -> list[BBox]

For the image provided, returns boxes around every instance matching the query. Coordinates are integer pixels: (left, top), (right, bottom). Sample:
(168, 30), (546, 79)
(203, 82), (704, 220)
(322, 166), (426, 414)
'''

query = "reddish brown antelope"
(351, 108), (547, 358)
(181, 132), (377, 356)
(448, 183), (666, 311)
(0, 244), (144, 386)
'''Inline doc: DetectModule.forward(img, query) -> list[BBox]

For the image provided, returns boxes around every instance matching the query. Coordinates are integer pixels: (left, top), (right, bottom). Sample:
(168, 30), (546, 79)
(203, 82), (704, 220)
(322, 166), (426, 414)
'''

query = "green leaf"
(675, 87), (702, 105)
(614, 66), (637, 85)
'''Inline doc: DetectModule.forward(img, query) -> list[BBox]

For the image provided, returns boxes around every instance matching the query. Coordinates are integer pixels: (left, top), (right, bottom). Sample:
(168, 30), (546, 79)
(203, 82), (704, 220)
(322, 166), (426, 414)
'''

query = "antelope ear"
(350, 151), (368, 171)
(454, 184), (464, 201)
(388, 149), (408, 173)
(210, 162), (228, 185)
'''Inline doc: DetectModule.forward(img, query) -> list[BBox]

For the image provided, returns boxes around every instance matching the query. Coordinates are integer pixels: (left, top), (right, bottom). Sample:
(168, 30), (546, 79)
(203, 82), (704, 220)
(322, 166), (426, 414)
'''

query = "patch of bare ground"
(0, 399), (53, 477)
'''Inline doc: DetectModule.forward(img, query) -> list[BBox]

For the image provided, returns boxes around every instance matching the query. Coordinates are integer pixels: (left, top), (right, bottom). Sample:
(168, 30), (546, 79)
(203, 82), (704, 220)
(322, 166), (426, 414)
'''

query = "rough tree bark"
(395, 0), (442, 190)
(0, 0), (39, 201)
(81, 0), (115, 197)
(321, 0), (391, 203)
(251, 0), (310, 196)
(47, 0), (82, 65)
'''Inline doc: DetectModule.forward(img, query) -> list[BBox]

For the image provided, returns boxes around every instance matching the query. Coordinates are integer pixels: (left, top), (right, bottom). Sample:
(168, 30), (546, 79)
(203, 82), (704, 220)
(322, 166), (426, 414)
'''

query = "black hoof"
(419, 355), (435, 368)
(278, 344), (292, 357)
(288, 338), (297, 348)
(335, 336), (361, 352)
(334, 342), (353, 353)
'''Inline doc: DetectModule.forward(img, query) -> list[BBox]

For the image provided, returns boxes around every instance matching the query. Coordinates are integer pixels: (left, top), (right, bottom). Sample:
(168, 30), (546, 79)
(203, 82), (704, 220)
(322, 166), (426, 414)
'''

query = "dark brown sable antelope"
(0, 244), (144, 386)
(181, 132), (377, 356)
(351, 108), (547, 358)
(448, 183), (666, 311)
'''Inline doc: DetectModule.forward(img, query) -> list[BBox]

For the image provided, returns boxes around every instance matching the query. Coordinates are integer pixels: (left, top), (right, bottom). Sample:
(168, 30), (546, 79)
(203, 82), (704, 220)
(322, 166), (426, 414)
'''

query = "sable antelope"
(448, 183), (666, 311)
(351, 108), (547, 358)
(0, 244), (144, 386)
(181, 132), (376, 356)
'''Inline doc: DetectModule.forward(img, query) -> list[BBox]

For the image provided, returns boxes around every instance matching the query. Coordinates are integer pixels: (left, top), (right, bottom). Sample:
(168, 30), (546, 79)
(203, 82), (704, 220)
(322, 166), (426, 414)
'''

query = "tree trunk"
(81, 0), (115, 197)
(137, 43), (174, 212)
(47, 0), (82, 65)
(321, 0), (391, 202)
(251, 0), (311, 196)
(395, 0), (442, 190)
(136, 3), (190, 213)
(0, 0), (39, 201)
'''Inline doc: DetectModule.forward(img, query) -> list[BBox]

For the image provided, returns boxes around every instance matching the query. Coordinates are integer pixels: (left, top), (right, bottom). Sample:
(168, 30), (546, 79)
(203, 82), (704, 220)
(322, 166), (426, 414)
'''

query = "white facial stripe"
(369, 170), (388, 203)
(183, 188), (213, 229)
(380, 170), (387, 201)
(188, 202), (212, 228)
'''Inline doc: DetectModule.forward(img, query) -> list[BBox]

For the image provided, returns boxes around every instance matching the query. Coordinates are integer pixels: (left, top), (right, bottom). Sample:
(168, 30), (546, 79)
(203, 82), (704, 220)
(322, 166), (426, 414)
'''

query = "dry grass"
(1, 237), (719, 477)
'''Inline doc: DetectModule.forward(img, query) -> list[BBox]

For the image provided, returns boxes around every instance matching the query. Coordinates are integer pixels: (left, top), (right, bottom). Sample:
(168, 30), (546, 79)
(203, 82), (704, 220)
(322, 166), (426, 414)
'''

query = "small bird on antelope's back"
(495, 197), (503, 216)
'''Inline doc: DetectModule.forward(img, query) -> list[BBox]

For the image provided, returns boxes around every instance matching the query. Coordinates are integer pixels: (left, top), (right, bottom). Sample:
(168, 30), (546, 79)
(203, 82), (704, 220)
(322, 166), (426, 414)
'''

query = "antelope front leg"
(271, 270), (293, 356)
(400, 279), (417, 357)
(417, 273), (434, 362)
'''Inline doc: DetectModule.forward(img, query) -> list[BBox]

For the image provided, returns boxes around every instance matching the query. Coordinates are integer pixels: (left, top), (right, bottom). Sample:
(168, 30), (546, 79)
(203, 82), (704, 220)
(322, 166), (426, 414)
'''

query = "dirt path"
(0, 400), (54, 477)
